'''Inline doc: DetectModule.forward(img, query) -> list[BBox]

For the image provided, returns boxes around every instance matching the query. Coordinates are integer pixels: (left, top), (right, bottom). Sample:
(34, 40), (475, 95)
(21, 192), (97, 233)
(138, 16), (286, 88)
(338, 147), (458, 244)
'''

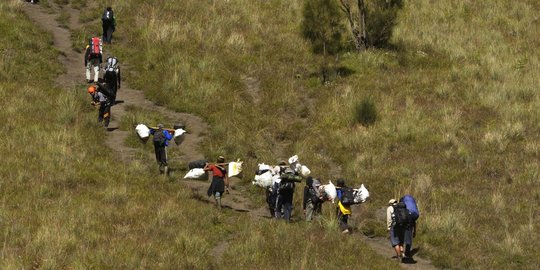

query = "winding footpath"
(23, 3), (437, 269)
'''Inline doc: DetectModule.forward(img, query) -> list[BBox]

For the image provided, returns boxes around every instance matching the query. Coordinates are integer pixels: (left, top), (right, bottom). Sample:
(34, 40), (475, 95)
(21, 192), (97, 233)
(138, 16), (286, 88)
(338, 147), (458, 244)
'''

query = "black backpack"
(153, 130), (166, 145)
(309, 187), (322, 204)
(393, 202), (411, 227)
(102, 9), (114, 23)
(340, 187), (355, 206)
(279, 181), (295, 193)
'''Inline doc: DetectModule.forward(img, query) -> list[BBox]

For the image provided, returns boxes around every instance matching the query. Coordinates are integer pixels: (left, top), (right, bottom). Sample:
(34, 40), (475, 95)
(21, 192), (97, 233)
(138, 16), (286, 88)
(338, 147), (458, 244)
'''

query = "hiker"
(387, 198), (404, 260)
(103, 56), (121, 103)
(150, 124), (173, 174)
(303, 176), (323, 221)
(400, 195), (419, 260)
(275, 168), (301, 222)
(87, 85), (111, 127)
(85, 37), (103, 83)
(205, 156), (229, 210)
(335, 179), (352, 234)
(101, 7), (116, 44)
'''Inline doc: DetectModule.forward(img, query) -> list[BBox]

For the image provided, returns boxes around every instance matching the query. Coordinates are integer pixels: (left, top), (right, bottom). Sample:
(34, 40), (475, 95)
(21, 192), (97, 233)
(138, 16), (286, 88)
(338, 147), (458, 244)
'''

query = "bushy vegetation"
(5, 0), (540, 269)
(354, 97), (377, 126)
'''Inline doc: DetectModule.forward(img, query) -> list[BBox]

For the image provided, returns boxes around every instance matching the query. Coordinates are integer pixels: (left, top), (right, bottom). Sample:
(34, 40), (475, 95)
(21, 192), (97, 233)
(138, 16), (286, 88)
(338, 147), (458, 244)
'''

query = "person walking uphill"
(87, 85), (112, 127)
(387, 198), (404, 260)
(150, 124), (173, 174)
(303, 176), (322, 221)
(205, 156), (229, 210)
(101, 7), (116, 44)
(103, 56), (121, 103)
(275, 168), (302, 222)
(336, 179), (352, 234)
(85, 37), (103, 83)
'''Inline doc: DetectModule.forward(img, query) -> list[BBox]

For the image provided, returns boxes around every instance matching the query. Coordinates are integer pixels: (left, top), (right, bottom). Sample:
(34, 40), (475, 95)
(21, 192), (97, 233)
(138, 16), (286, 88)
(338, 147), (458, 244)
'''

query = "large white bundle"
(135, 124), (150, 139)
(272, 174), (281, 185)
(322, 181), (337, 203)
(300, 165), (311, 177)
(354, 184), (370, 204)
(184, 168), (206, 179)
(173, 128), (186, 145)
(228, 161), (243, 177)
(258, 163), (273, 172)
(252, 171), (273, 188)
(288, 155), (299, 164)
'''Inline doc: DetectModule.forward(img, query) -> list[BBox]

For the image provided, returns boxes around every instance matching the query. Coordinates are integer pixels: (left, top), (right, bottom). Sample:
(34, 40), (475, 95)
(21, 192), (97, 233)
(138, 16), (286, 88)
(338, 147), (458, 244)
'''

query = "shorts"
(390, 226), (405, 247)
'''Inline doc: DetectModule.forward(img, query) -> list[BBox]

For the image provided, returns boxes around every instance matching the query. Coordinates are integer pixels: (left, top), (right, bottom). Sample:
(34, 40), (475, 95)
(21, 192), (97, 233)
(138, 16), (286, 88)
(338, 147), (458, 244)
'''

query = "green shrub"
(354, 97), (377, 126)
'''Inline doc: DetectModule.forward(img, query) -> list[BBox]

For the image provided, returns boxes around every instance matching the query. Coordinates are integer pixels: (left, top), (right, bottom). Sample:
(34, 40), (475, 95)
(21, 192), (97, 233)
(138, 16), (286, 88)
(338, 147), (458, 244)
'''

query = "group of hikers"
(45, 2), (421, 264)
(84, 7), (120, 128)
(257, 159), (420, 263)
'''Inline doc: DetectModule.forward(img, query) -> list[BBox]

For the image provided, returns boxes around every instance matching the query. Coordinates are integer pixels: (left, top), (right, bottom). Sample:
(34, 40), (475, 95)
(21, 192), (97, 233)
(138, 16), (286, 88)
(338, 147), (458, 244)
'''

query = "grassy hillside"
(1, 1), (396, 269)
(69, 0), (539, 268)
(5, 0), (539, 268)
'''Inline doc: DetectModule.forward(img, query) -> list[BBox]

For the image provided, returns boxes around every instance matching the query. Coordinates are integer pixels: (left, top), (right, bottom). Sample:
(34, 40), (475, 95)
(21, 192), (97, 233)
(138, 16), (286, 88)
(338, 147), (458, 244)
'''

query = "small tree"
(302, 0), (347, 83)
(338, 0), (403, 50)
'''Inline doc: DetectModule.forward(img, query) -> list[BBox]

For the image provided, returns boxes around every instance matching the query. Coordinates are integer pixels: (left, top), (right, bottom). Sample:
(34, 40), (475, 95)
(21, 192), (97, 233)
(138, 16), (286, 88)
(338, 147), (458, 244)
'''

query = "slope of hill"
(3, 0), (539, 269)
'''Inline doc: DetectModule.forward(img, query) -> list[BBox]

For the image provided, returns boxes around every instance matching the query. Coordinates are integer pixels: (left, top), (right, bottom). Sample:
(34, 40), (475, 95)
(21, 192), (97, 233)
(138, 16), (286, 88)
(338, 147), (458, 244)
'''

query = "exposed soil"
(22, 3), (438, 269)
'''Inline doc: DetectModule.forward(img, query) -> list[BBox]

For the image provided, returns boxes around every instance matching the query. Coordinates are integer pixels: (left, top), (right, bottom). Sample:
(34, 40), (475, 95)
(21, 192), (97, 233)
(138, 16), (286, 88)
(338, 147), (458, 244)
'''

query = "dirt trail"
(23, 3), (437, 269)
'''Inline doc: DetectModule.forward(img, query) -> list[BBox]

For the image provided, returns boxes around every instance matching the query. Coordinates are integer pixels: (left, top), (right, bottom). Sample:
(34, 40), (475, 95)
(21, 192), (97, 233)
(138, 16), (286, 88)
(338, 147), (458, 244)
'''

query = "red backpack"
(89, 37), (102, 56)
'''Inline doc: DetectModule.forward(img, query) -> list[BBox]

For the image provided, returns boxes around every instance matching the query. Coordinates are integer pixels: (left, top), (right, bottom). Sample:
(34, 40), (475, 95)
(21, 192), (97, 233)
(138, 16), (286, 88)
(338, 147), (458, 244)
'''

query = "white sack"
(322, 181), (337, 203)
(288, 155), (299, 164)
(173, 128), (186, 145)
(300, 165), (311, 177)
(228, 161), (243, 178)
(252, 171), (273, 188)
(135, 124), (150, 139)
(184, 168), (206, 179)
(272, 174), (281, 185)
(354, 184), (370, 204)
(258, 163), (273, 172)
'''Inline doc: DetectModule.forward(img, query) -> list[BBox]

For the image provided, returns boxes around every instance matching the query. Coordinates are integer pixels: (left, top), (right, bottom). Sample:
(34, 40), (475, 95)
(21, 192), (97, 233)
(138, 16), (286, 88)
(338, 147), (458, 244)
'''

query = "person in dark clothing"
(150, 124), (173, 174)
(275, 168), (302, 222)
(303, 176), (323, 221)
(204, 156), (229, 210)
(336, 179), (352, 234)
(88, 85), (111, 127)
(103, 56), (121, 103)
(101, 7), (116, 44)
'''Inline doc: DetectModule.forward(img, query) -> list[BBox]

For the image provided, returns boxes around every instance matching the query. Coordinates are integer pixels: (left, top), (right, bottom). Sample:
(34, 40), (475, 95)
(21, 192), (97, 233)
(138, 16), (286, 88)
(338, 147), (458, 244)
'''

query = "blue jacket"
(150, 129), (173, 146)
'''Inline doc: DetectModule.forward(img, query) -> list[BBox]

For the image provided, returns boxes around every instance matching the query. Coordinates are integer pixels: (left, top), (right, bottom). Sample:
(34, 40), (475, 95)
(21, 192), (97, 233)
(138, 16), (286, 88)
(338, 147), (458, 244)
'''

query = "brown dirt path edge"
(22, 3), (438, 269)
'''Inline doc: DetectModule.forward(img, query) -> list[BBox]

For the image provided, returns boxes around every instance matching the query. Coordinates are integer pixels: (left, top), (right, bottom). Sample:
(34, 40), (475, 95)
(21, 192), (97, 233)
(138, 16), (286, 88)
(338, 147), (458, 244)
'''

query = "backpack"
(89, 37), (102, 56)
(153, 130), (166, 145)
(401, 195), (420, 221)
(340, 187), (355, 206)
(96, 82), (115, 100)
(279, 181), (295, 193)
(393, 202), (411, 227)
(102, 9), (114, 22)
(309, 187), (322, 204)
(105, 57), (119, 72)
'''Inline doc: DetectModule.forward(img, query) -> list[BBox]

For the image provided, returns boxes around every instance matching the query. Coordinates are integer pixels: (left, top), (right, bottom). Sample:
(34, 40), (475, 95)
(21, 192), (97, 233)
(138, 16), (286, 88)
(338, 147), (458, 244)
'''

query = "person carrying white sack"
(204, 156), (229, 210)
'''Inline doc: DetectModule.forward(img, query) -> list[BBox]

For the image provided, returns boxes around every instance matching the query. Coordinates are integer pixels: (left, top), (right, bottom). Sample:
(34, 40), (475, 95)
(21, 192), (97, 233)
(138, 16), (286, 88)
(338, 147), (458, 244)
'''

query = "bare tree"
(339, 0), (369, 51)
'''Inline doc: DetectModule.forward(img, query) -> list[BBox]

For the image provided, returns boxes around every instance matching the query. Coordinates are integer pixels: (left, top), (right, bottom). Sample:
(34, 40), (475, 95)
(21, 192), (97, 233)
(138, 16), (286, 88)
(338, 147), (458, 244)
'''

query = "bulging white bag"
(258, 163), (272, 172)
(353, 184), (370, 204)
(300, 165), (311, 177)
(173, 128), (186, 145)
(184, 168), (206, 179)
(228, 161), (243, 177)
(288, 155), (299, 164)
(252, 171), (273, 188)
(322, 181), (337, 203)
(135, 124), (150, 142)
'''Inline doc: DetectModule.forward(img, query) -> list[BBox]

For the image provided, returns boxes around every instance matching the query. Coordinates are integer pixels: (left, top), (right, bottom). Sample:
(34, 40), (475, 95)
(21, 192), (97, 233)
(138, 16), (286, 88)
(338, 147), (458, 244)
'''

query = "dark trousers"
(337, 210), (349, 231)
(98, 102), (111, 127)
(102, 25), (114, 43)
(153, 143), (167, 167)
(275, 192), (293, 222)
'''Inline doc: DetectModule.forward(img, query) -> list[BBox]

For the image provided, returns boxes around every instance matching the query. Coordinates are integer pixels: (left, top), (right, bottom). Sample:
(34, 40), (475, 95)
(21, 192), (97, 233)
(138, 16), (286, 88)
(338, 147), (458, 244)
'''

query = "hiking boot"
(341, 229), (350, 234)
(87, 79), (94, 83)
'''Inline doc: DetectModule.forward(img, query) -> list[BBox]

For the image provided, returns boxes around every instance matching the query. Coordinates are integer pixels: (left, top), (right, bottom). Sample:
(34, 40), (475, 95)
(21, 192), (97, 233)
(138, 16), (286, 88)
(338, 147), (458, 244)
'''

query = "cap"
(388, 199), (397, 205)
(336, 179), (345, 187)
(217, 156), (225, 162)
(278, 160), (287, 166)
(157, 124), (164, 129)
